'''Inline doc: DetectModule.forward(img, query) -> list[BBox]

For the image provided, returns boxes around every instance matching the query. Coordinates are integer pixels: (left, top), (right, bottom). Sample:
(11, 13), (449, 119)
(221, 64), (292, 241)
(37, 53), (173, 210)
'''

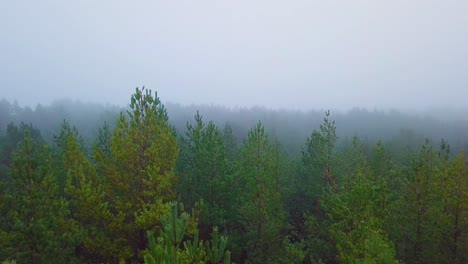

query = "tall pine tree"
(237, 122), (285, 263)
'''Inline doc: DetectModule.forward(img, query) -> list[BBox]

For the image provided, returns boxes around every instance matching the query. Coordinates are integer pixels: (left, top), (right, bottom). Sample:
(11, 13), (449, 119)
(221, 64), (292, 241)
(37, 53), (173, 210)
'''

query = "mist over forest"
(2, 97), (468, 156)
(2, 1), (468, 263)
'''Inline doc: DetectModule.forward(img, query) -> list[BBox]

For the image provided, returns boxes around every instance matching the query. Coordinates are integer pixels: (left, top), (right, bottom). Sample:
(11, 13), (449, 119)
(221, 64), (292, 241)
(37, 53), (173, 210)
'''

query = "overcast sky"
(1, 0), (467, 110)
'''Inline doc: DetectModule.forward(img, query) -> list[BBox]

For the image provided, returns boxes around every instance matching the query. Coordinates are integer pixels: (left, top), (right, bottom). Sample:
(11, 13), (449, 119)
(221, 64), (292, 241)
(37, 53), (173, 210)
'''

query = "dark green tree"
(237, 122), (286, 263)
(296, 110), (338, 215)
(222, 123), (238, 163)
(0, 122), (42, 184)
(396, 140), (445, 263)
(0, 130), (76, 263)
(289, 111), (338, 262)
(177, 113), (234, 237)
(177, 111), (205, 209)
(52, 120), (83, 192)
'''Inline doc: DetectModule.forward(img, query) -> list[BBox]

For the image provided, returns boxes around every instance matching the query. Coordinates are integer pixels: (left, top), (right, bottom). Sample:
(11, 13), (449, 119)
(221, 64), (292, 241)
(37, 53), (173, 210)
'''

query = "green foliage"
(281, 237), (306, 263)
(0, 122), (42, 184)
(301, 213), (335, 263)
(95, 121), (112, 157)
(205, 227), (229, 263)
(0, 130), (77, 263)
(94, 87), (178, 262)
(322, 138), (399, 264)
(183, 231), (207, 264)
(289, 111), (339, 263)
(395, 140), (444, 263)
(145, 203), (189, 264)
(177, 111), (205, 208)
(222, 123), (238, 163)
(2, 92), (468, 264)
(177, 112), (237, 237)
(308, 110), (339, 190)
(361, 230), (399, 264)
(237, 122), (286, 263)
(51, 87), (180, 262)
(144, 203), (230, 264)
(62, 127), (116, 262)
(52, 120), (84, 192)
(436, 153), (468, 263)
(295, 111), (338, 220)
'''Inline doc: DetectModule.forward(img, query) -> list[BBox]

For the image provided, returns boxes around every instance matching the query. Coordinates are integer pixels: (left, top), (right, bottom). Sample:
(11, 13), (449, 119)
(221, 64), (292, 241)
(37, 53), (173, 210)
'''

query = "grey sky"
(1, 0), (467, 110)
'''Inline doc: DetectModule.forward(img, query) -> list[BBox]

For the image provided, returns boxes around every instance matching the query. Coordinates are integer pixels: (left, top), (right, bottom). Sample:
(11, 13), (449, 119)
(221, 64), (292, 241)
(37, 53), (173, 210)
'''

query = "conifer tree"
(322, 137), (398, 264)
(93, 87), (178, 262)
(369, 141), (403, 249)
(237, 122), (285, 263)
(298, 110), (338, 211)
(222, 123), (238, 163)
(144, 203), (230, 264)
(0, 122), (42, 183)
(291, 111), (338, 259)
(52, 120), (83, 192)
(62, 127), (116, 262)
(397, 140), (444, 263)
(438, 153), (468, 264)
(177, 113), (233, 236)
(199, 121), (231, 232)
(0, 130), (76, 263)
(177, 111), (205, 208)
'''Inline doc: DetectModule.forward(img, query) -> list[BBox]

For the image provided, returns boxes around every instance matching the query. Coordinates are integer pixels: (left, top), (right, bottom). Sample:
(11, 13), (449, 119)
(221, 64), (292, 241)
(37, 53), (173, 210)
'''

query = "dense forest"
(1, 88), (467, 263)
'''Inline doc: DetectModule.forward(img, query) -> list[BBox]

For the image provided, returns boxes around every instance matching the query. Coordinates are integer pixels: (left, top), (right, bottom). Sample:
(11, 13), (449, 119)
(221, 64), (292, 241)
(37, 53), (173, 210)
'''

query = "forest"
(0, 87), (467, 264)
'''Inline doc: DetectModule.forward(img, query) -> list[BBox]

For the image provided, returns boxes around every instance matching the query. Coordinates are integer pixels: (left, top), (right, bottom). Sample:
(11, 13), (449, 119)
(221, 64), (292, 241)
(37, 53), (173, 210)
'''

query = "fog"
(1, 1), (468, 111)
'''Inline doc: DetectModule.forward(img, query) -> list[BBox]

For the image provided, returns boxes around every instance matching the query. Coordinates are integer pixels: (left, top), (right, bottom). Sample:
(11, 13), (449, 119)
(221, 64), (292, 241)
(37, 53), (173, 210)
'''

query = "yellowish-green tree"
(61, 87), (178, 262)
(438, 153), (468, 264)
(63, 127), (116, 262)
(96, 87), (178, 262)
(396, 140), (445, 263)
(323, 137), (399, 264)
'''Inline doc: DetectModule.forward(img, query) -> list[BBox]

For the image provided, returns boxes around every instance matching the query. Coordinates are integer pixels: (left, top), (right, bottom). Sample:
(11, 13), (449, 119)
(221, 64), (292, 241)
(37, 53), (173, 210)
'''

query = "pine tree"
(290, 111), (338, 262)
(199, 121), (230, 232)
(177, 113), (234, 237)
(222, 123), (238, 163)
(298, 110), (338, 212)
(0, 130), (76, 263)
(369, 141), (403, 253)
(0, 122), (42, 184)
(237, 122), (285, 263)
(438, 153), (468, 264)
(177, 111), (205, 208)
(144, 203), (230, 264)
(52, 120), (83, 192)
(62, 126), (116, 262)
(93, 87), (179, 262)
(322, 137), (398, 264)
(397, 139), (444, 263)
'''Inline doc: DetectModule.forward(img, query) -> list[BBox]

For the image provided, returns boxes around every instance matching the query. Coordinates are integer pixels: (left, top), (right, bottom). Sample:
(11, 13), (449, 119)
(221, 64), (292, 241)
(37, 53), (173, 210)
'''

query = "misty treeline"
(0, 88), (467, 264)
(2, 97), (468, 157)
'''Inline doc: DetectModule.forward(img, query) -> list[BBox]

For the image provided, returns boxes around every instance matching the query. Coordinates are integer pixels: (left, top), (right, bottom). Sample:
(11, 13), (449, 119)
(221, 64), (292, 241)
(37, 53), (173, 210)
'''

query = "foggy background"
(1, 0), (468, 113)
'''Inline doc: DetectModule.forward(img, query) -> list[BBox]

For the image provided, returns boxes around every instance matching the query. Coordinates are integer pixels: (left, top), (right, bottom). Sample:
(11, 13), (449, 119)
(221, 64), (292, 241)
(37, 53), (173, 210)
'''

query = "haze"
(1, 0), (468, 111)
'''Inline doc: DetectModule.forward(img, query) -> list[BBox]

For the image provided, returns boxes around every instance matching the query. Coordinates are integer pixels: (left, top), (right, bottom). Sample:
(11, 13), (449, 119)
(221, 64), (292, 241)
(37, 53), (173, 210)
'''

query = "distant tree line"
(2, 97), (468, 156)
